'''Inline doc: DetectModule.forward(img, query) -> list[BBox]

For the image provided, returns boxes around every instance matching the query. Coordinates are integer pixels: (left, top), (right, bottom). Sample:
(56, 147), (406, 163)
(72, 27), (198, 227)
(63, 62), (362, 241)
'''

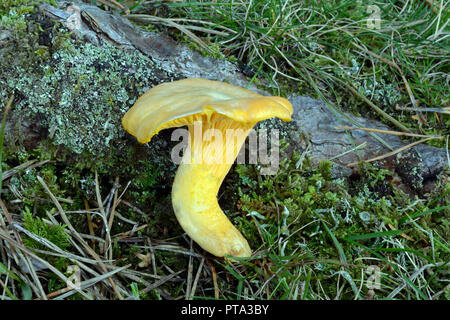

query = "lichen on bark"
(1, 5), (170, 155)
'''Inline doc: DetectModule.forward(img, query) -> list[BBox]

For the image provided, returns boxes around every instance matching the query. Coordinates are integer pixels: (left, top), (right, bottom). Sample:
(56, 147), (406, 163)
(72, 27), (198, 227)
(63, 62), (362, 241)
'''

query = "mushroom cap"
(122, 78), (293, 143)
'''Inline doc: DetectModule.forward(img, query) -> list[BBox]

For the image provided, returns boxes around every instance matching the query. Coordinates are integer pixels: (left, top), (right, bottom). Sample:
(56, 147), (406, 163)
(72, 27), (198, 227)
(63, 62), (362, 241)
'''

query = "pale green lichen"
(0, 7), (172, 155)
(1, 35), (168, 154)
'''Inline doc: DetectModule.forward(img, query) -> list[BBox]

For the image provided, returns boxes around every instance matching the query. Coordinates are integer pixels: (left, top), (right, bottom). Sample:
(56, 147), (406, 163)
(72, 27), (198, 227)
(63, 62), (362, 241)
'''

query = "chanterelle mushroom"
(122, 78), (292, 257)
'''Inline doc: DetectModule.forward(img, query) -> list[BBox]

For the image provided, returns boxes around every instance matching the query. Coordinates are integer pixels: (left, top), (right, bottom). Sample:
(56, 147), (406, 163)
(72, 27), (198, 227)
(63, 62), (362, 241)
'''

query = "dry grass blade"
(94, 171), (114, 259)
(16, 250), (47, 299)
(94, 171), (107, 227)
(0, 198), (22, 248)
(41, 285), (74, 300)
(83, 199), (96, 247)
(446, 136), (450, 169)
(335, 126), (441, 138)
(142, 238), (157, 277)
(300, 66), (394, 151)
(396, 106), (450, 115)
(96, 0), (130, 15)
(127, 14), (214, 54)
(0, 231), (92, 299)
(139, 244), (204, 259)
(49, 264), (131, 300)
(329, 142), (367, 161)
(11, 223), (109, 265)
(177, 25), (230, 36)
(208, 262), (219, 299)
(113, 224), (146, 239)
(168, 18), (238, 34)
(347, 136), (442, 167)
(36, 175), (124, 299)
(107, 176), (119, 261)
(387, 261), (449, 299)
(112, 211), (139, 226)
(341, 80), (412, 133)
(185, 239), (193, 300)
(119, 199), (146, 216)
(9, 207), (131, 299)
(190, 257), (205, 299)
(2, 160), (36, 181)
(103, 177), (120, 260)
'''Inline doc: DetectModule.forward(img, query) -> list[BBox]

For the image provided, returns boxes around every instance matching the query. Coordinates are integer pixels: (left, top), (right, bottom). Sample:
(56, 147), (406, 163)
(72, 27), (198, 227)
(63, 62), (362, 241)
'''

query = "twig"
(347, 136), (442, 167)
(139, 270), (184, 296)
(207, 261), (220, 299)
(185, 239), (193, 300)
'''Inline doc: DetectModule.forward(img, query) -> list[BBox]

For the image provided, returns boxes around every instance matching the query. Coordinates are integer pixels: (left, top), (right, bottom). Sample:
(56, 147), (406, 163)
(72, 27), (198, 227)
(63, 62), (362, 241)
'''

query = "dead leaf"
(388, 224), (415, 241)
(135, 252), (152, 268)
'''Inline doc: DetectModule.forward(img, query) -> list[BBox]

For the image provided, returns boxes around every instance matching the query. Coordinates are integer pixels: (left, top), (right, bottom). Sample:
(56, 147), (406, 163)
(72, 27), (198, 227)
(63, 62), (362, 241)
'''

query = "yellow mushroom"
(122, 78), (292, 257)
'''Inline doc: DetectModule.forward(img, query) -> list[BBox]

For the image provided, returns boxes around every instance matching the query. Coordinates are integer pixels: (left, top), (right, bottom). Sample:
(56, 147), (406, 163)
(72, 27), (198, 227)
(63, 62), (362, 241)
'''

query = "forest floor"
(0, 0), (449, 300)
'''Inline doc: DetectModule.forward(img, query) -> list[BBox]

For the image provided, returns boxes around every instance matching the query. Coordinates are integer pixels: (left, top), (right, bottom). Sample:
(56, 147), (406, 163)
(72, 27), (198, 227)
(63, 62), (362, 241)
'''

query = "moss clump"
(22, 206), (71, 251)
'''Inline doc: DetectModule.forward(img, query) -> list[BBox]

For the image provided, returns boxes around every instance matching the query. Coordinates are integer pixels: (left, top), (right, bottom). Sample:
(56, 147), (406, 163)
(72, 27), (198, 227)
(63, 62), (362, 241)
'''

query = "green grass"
(125, 0), (449, 142)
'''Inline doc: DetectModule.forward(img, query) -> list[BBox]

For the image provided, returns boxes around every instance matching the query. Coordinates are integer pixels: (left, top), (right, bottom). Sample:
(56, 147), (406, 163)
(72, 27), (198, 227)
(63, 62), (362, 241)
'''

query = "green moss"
(22, 206), (71, 250)
(21, 205), (72, 293)
(224, 145), (449, 299)
(318, 159), (333, 181)
(0, 0), (54, 13)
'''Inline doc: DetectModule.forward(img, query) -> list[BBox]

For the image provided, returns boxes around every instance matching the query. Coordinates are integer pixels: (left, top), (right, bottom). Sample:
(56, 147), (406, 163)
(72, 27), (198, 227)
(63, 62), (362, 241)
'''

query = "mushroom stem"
(171, 117), (253, 257)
